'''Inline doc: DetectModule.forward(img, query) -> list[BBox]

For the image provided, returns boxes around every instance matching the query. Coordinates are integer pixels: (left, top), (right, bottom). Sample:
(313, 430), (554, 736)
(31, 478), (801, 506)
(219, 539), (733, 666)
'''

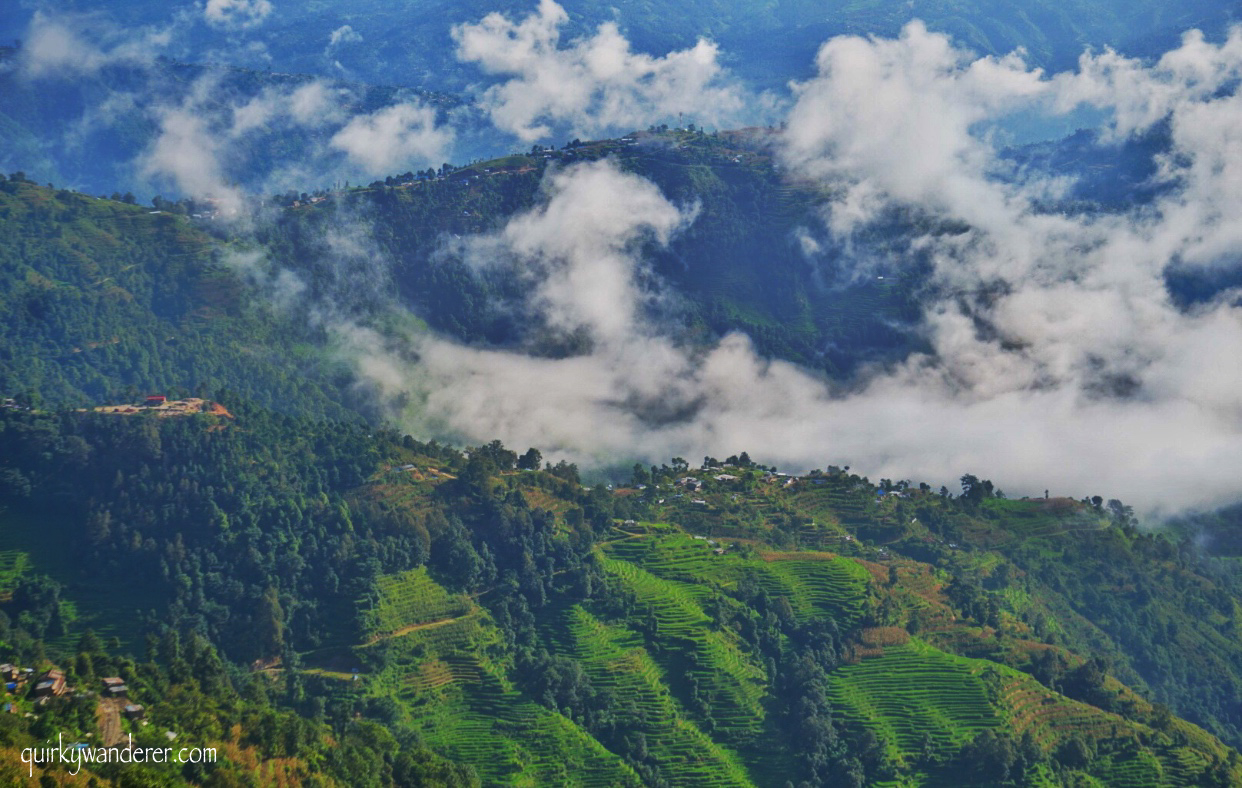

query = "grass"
(355, 568), (642, 786)
(603, 531), (871, 628)
(0, 550), (31, 599)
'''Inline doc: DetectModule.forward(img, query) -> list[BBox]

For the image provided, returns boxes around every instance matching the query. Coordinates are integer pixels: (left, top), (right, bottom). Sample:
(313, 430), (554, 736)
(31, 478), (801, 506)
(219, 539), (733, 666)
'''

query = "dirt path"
(365, 612), (472, 646)
(97, 697), (124, 747)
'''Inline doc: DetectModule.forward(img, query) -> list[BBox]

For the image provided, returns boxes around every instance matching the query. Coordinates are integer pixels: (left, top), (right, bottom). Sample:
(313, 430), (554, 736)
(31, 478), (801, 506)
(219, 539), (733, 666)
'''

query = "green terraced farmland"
(597, 555), (769, 743)
(827, 640), (1004, 765)
(364, 567), (473, 638)
(605, 532), (745, 592)
(360, 572), (641, 786)
(753, 554), (871, 628)
(0, 549), (30, 596)
(554, 604), (758, 787)
(416, 676), (642, 787)
(979, 498), (1105, 545)
(603, 531), (871, 628)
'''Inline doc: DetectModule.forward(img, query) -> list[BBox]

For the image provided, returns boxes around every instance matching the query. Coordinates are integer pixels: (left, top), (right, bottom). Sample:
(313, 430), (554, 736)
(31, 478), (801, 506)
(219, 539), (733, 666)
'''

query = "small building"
(34, 670), (65, 698)
(145, 395), (167, 406)
(0, 664), (17, 682)
(123, 704), (145, 720)
(714, 474), (739, 482)
(101, 677), (127, 698)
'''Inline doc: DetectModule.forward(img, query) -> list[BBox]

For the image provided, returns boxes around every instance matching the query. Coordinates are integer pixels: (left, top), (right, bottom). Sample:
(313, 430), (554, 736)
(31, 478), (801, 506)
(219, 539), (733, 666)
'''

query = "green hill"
(1, 405), (1241, 785)
(0, 175), (360, 416)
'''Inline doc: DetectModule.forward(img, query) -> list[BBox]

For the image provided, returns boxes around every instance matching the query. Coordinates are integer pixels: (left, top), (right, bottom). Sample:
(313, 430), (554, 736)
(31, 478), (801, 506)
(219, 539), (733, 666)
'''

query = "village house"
(33, 670), (65, 698)
(101, 677), (128, 698)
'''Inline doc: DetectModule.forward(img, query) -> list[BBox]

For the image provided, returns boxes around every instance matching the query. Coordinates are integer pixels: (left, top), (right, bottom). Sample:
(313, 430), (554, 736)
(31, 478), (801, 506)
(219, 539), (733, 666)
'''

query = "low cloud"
(453, 0), (760, 141)
(325, 25), (1242, 515)
(138, 73), (450, 212)
(204, 0), (274, 30)
(329, 103), (455, 175)
(765, 22), (1242, 512)
(327, 25), (363, 49)
(24, 5), (1242, 513)
(140, 88), (244, 214)
(17, 11), (172, 79)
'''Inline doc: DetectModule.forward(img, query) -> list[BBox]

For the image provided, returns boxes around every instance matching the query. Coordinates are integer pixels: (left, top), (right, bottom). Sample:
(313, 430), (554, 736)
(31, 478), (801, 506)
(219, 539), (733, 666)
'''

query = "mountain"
(0, 48), (464, 202)
(1, 401), (1241, 785)
(3, 6), (1242, 782)
(2, 176), (1240, 780)
(261, 129), (927, 378)
(0, 174), (363, 417)
(9, 0), (1242, 91)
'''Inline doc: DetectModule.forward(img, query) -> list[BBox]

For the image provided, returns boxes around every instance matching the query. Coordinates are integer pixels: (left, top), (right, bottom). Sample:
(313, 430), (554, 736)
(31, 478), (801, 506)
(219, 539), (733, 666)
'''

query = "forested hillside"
(1, 402), (1241, 785)
(0, 174), (359, 417)
(261, 129), (927, 378)
(3, 126), (1242, 785)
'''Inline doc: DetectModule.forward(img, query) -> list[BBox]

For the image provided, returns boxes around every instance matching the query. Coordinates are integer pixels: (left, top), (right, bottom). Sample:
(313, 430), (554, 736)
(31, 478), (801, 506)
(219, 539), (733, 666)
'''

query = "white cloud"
(328, 25), (363, 49)
(139, 77), (245, 215)
(18, 11), (172, 79)
(329, 103), (455, 175)
(450, 160), (693, 344)
(204, 0), (274, 30)
(138, 75), (353, 214)
(765, 22), (1242, 512)
(319, 24), (1242, 515)
(453, 0), (758, 141)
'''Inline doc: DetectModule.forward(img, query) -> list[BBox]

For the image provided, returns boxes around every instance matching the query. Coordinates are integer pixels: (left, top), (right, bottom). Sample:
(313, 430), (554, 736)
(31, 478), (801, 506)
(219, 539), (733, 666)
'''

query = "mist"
(317, 23), (1242, 516)
(16, 5), (1242, 514)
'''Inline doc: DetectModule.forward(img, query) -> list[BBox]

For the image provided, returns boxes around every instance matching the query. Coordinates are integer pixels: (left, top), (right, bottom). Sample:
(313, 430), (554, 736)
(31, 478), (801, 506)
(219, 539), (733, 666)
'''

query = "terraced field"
(603, 531), (871, 628)
(827, 640), (1004, 766)
(786, 482), (911, 545)
(1001, 673), (1132, 750)
(363, 567), (473, 639)
(977, 498), (1106, 546)
(547, 604), (758, 787)
(755, 554), (871, 628)
(415, 676), (641, 787)
(0, 550), (30, 599)
(597, 555), (768, 743)
(360, 570), (640, 786)
(829, 640), (1229, 787)
(338, 523), (1238, 786)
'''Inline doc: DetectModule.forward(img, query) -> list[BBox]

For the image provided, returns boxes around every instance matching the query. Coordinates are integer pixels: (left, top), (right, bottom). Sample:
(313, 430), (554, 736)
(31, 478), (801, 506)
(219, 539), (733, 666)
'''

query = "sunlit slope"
(319, 481), (1239, 786)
